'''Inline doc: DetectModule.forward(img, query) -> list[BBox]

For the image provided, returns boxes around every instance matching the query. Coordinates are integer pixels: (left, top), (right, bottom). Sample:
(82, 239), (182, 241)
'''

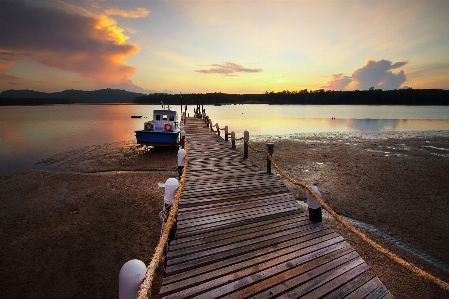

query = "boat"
(135, 109), (180, 146)
(131, 115), (142, 118)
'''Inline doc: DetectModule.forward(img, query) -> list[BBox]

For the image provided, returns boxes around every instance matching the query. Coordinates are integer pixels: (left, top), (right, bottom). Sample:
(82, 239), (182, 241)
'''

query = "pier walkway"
(159, 117), (393, 298)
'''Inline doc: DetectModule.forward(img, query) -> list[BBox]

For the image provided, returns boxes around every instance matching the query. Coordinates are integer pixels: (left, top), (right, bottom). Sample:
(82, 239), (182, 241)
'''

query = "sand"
(1, 132), (449, 298)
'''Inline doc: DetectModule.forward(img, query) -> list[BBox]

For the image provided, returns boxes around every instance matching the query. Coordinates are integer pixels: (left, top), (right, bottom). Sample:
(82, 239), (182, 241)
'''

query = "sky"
(1, 0), (448, 94)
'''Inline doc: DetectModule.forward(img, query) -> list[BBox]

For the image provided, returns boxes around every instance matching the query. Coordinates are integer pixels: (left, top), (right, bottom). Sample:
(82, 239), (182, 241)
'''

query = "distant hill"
(0, 89), (146, 105)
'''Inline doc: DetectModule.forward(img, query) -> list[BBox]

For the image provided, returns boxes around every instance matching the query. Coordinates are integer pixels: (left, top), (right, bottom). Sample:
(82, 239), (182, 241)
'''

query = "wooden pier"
(159, 118), (393, 298)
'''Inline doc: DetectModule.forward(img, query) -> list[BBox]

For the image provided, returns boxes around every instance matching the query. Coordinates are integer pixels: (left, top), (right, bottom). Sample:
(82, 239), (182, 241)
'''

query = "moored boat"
(135, 109), (180, 146)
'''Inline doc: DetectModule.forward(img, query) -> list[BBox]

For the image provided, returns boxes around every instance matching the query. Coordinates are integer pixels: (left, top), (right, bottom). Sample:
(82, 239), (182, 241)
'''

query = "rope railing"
(136, 138), (189, 299)
(242, 138), (449, 292)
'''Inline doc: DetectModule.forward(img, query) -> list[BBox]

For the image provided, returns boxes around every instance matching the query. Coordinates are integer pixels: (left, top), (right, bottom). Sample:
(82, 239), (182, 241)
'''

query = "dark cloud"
(195, 62), (263, 76)
(352, 59), (407, 90)
(0, 0), (139, 84)
(324, 59), (407, 90)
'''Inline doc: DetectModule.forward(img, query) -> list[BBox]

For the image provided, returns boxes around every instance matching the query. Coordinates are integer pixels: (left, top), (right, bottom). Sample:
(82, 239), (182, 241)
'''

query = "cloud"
(0, 73), (23, 86)
(195, 62), (262, 76)
(324, 59), (407, 90)
(324, 73), (352, 90)
(0, 51), (30, 71)
(0, 0), (140, 85)
(104, 7), (150, 18)
(352, 59), (407, 90)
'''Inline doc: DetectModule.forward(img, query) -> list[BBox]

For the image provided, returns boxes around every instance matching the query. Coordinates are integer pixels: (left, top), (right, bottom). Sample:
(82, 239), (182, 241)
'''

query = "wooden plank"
(162, 230), (342, 293)
(320, 269), (377, 299)
(344, 277), (385, 299)
(162, 239), (352, 298)
(169, 214), (310, 250)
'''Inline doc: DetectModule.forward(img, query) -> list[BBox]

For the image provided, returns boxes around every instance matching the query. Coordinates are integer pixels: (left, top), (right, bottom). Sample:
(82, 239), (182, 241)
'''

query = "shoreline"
(1, 132), (449, 298)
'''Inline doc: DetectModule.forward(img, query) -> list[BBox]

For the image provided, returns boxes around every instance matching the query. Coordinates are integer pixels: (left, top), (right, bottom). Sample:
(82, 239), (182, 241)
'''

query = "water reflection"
(211, 118), (449, 136)
(0, 105), (142, 171)
(1, 104), (449, 171)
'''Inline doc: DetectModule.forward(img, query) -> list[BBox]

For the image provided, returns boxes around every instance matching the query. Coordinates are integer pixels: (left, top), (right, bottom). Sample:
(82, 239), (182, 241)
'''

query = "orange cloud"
(104, 7), (150, 18)
(195, 62), (263, 76)
(0, 0), (140, 85)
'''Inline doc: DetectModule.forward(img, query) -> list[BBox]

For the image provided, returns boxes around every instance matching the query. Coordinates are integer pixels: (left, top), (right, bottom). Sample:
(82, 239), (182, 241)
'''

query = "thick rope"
(243, 139), (449, 292)
(137, 139), (189, 299)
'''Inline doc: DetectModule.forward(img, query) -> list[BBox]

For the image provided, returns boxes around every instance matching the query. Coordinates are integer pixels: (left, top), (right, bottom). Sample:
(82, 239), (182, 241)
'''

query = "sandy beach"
(1, 131), (449, 298)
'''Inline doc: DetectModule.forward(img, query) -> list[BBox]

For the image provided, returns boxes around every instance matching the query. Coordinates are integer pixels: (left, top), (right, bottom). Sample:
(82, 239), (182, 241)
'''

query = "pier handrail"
(240, 138), (449, 293)
(137, 138), (189, 299)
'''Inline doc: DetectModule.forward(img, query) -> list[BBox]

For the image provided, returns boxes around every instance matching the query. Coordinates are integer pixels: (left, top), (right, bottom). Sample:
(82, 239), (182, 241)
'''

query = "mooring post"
(231, 131), (236, 149)
(243, 130), (249, 158)
(210, 119), (213, 131)
(178, 148), (186, 179)
(266, 143), (274, 174)
(180, 129), (186, 148)
(306, 184), (323, 223)
(164, 178), (179, 241)
(224, 126), (229, 141)
(119, 259), (146, 299)
(215, 123), (220, 136)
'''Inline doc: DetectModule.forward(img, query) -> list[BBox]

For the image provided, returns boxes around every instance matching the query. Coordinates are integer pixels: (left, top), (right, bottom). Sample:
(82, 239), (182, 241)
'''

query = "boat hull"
(135, 130), (180, 146)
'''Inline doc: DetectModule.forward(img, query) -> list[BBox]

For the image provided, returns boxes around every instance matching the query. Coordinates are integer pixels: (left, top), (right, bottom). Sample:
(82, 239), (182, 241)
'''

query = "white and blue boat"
(135, 109), (180, 146)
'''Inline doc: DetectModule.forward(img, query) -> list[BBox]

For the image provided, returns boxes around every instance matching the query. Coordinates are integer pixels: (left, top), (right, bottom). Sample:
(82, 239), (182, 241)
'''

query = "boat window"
(163, 114), (168, 121)
(169, 115), (174, 121)
(155, 115), (161, 121)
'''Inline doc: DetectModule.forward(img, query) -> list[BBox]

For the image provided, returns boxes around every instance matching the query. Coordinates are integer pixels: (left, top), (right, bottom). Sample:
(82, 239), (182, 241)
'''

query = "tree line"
(133, 89), (449, 106)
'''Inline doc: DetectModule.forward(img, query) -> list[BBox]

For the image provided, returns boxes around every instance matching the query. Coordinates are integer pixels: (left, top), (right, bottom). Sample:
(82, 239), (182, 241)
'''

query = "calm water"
(1, 104), (449, 171)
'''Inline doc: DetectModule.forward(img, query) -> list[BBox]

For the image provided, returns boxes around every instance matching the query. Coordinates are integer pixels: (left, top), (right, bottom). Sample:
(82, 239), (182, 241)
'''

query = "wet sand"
(1, 132), (449, 298)
(0, 141), (175, 299)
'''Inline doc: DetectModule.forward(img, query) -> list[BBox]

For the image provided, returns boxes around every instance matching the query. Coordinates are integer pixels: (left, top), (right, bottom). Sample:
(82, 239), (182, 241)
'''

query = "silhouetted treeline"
(2, 88), (448, 106)
(0, 98), (75, 105)
(133, 89), (449, 106)
(133, 92), (267, 105)
(0, 88), (145, 105)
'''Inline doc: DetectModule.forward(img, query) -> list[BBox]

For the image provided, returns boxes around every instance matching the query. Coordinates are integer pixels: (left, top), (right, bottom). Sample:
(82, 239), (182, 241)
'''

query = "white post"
(306, 184), (323, 223)
(180, 129), (186, 148)
(119, 259), (146, 299)
(178, 148), (186, 179)
(164, 178), (179, 206)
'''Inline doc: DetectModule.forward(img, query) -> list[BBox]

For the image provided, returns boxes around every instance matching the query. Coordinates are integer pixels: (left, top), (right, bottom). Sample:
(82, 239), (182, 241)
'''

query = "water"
(1, 104), (449, 171)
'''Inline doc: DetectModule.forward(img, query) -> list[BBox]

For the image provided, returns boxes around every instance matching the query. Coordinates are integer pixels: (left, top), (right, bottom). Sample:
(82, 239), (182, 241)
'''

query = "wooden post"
(224, 126), (229, 141)
(215, 123), (220, 136)
(210, 119), (213, 131)
(243, 130), (249, 158)
(231, 131), (236, 149)
(119, 259), (146, 299)
(266, 143), (274, 174)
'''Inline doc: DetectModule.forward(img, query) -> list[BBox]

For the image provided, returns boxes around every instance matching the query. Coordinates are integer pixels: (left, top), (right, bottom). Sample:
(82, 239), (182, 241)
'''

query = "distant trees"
(1, 88), (448, 106)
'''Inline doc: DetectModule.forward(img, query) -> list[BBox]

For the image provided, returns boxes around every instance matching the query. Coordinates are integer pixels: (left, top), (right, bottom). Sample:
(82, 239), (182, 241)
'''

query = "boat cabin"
(151, 109), (178, 131)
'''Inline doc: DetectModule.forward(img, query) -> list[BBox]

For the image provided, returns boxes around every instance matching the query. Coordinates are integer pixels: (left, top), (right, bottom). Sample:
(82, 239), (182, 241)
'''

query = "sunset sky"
(1, 0), (448, 94)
